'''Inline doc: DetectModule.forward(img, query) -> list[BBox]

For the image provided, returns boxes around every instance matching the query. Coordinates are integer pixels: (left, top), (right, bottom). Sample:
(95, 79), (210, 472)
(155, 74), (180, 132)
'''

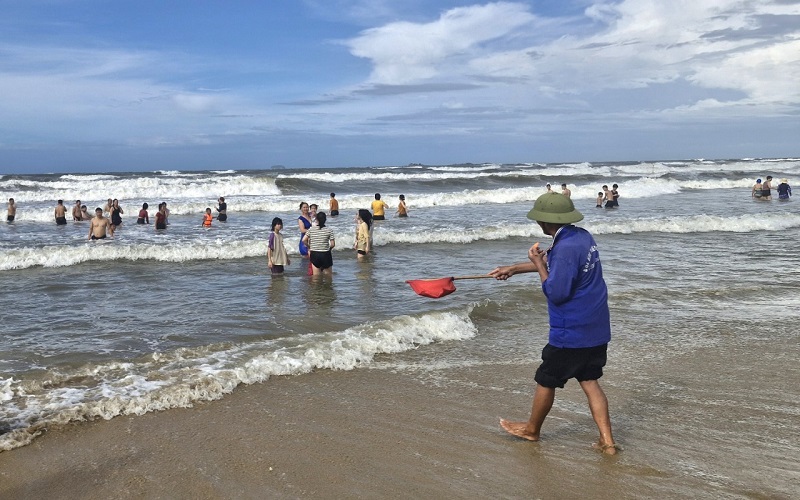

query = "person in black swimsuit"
(216, 197), (228, 222)
(110, 199), (123, 228)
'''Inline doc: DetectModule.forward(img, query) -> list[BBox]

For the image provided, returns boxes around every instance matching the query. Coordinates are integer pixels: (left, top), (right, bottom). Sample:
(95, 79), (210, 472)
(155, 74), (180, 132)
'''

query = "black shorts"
(330, 210), (339, 216)
(534, 343), (607, 388)
(7, 215), (14, 222)
(218, 214), (227, 222)
(91, 234), (107, 240)
(373, 215), (385, 220)
(357, 250), (366, 255)
(56, 217), (67, 225)
(310, 250), (333, 270)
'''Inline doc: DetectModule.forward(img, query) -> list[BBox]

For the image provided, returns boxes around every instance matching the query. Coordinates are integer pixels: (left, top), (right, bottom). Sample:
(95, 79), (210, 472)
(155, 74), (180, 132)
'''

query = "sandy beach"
(1, 357), (637, 500)
(4, 333), (796, 500)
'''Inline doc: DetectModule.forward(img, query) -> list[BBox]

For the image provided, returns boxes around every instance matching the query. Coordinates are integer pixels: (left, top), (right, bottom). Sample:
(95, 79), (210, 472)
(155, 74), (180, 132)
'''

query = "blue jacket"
(542, 225), (611, 348)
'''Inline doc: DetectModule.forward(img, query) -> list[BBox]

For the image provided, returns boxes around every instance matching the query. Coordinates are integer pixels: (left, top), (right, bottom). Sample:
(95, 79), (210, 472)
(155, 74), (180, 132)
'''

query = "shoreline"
(1, 362), (630, 499)
(1, 341), (795, 499)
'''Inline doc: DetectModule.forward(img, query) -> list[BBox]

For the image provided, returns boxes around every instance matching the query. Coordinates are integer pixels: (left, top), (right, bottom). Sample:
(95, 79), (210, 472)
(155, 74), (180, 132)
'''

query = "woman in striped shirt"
(302, 212), (336, 275)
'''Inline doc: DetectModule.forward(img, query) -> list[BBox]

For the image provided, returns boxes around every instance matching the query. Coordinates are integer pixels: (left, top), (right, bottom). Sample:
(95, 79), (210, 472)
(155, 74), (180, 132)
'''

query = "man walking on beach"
(489, 192), (619, 455)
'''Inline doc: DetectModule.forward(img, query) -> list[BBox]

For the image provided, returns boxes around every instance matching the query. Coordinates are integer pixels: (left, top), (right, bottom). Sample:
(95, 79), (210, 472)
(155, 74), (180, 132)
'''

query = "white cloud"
(344, 0), (800, 118)
(345, 2), (537, 83)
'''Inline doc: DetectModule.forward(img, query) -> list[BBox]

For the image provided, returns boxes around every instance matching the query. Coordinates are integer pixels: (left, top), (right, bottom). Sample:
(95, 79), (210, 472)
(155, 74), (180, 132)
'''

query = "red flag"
(406, 277), (456, 298)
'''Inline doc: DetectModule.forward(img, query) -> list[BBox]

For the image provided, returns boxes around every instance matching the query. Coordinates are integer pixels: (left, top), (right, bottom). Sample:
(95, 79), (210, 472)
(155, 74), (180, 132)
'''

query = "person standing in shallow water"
(752, 179), (763, 199)
(88, 208), (113, 240)
(329, 193), (339, 217)
(489, 192), (619, 455)
(7, 198), (16, 222)
(371, 193), (389, 221)
(761, 176), (773, 201)
(396, 194), (408, 217)
(72, 200), (83, 221)
(777, 179), (791, 200)
(216, 197), (227, 222)
(110, 199), (123, 230)
(298, 202), (312, 257)
(54, 200), (67, 225)
(267, 217), (290, 275)
(355, 209), (372, 260)
(303, 211), (335, 276)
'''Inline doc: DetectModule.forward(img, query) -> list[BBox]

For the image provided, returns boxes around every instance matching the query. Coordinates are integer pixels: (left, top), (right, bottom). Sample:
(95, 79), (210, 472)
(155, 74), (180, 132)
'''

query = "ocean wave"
(0, 238), (270, 270)
(0, 308), (478, 451)
(4, 211), (799, 270)
(0, 174), (281, 203)
(59, 174), (120, 181)
(275, 164), (613, 183)
(588, 212), (800, 235)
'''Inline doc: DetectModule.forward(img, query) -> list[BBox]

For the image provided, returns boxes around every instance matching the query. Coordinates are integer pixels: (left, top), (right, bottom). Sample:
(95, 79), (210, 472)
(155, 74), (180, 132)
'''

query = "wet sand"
(1, 346), (795, 499)
(0, 362), (635, 499)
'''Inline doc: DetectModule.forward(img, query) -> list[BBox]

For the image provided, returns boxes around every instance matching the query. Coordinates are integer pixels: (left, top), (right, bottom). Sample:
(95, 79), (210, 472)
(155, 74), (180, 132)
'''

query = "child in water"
(202, 208), (214, 227)
(268, 217), (291, 274)
(596, 192), (604, 208)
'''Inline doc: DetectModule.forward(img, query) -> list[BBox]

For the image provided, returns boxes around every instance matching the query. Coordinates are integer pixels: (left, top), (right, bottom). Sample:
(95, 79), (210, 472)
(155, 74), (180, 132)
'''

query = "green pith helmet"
(527, 192), (584, 224)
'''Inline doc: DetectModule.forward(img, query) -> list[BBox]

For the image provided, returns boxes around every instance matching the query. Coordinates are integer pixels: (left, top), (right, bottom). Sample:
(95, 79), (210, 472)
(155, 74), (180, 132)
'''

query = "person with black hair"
(302, 212), (335, 275)
(268, 217), (290, 274)
(355, 209), (372, 260)
(371, 193), (389, 220)
(329, 193), (339, 216)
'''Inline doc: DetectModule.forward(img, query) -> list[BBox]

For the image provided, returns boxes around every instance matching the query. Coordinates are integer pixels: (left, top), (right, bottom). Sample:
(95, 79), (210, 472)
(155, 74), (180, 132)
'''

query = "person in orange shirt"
(202, 208), (214, 227)
(329, 193), (339, 216)
(396, 194), (408, 217)
(371, 193), (389, 220)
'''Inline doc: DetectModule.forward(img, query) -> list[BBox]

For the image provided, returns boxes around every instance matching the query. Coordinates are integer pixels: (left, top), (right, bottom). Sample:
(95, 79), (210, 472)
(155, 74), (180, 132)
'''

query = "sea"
(1, 158), (799, 497)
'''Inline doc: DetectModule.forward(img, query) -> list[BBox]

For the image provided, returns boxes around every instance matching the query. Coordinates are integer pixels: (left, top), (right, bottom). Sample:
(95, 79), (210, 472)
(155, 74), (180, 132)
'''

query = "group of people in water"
(597, 184), (620, 208)
(267, 192), (409, 277)
(752, 176), (792, 200)
(546, 182), (621, 209)
(45, 197), (229, 239)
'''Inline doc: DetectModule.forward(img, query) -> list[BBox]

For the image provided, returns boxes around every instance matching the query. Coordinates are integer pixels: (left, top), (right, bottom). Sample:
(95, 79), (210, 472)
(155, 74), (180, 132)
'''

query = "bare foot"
(499, 418), (539, 441)
(592, 441), (621, 455)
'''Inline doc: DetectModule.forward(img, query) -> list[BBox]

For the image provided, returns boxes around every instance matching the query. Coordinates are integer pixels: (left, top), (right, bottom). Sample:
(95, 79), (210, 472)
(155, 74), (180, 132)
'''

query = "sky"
(0, 0), (798, 173)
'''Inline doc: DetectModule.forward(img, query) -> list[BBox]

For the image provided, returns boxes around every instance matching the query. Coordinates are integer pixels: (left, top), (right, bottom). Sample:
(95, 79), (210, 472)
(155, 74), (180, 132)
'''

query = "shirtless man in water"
(7, 198), (16, 222)
(72, 200), (83, 221)
(54, 200), (68, 225)
(88, 208), (113, 240)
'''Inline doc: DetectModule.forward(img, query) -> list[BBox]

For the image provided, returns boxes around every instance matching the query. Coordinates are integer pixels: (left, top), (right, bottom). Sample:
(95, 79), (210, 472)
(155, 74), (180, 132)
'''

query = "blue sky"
(1, 0), (798, 173)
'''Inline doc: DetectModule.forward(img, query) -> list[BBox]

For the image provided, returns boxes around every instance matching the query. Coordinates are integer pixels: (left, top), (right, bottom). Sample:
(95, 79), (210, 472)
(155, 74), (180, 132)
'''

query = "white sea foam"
(587, 212), (800, 235)
(0, 378), (13, 402)
(0, 308), (478, 451)
(59, 174), (120, 181)
(0, 174), (281, 203)
(4, 211), (799, 270)
(0, 238), (269, 270)
(276, 164), (611, 183)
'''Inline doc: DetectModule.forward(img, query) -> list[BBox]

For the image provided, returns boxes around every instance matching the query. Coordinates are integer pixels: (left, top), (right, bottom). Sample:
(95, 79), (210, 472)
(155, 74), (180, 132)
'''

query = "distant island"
(270, 165), (286, 170)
